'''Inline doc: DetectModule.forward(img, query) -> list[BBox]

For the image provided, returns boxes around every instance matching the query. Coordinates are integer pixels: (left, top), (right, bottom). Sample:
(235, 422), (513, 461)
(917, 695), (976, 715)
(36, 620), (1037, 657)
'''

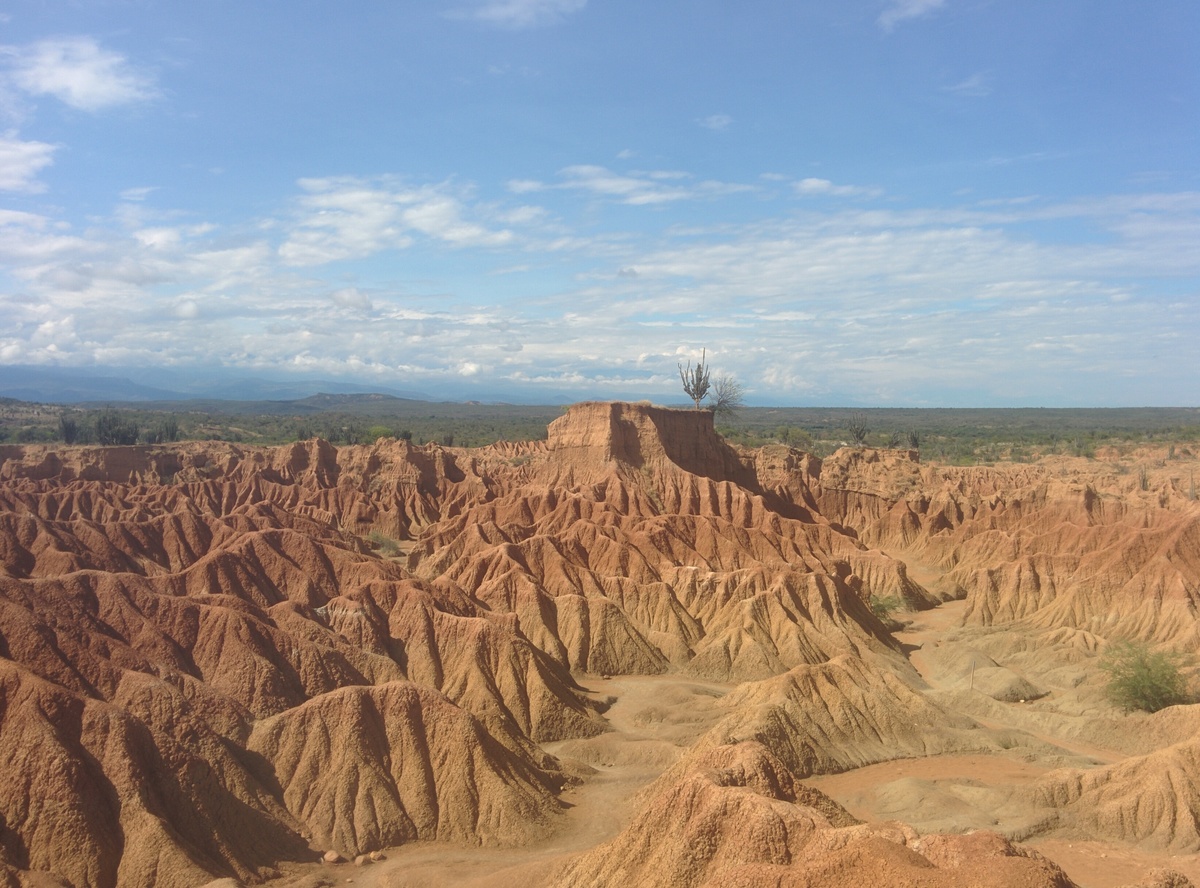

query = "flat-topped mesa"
(546, 401), (754, 484)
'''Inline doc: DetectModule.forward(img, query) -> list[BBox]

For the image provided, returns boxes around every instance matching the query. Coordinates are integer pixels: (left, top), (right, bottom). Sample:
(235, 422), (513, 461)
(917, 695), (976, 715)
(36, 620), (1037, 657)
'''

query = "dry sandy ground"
(268, 674), (733, 888)
(816, 595), (1200, 888)
(268, 593), (1200, 888)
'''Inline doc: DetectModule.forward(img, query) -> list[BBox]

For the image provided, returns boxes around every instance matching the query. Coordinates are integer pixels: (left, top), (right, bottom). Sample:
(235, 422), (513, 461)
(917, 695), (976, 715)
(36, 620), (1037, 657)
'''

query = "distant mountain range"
(0, 364), (675, 408)
(0, 365), (435, 405)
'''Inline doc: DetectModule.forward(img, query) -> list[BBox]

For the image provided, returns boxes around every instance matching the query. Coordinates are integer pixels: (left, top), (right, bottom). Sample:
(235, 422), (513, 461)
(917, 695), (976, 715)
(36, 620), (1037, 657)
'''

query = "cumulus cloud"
(2, 36), (158, 111)
(403, 195), (514, 246)
(0, 134), (55, 191)
(279, 178), (515, 266)
(0, 207), (92, 265)
(878, 0), (947, 31)
(449, 0), (586, 28)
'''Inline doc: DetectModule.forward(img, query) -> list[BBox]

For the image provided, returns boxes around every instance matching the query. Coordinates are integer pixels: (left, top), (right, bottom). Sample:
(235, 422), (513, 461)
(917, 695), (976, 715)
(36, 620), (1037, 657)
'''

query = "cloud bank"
(1, 162), (1196, 405)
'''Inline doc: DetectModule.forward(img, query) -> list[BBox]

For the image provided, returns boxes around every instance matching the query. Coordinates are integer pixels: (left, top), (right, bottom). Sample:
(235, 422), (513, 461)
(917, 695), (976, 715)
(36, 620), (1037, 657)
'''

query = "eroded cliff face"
(0, 402), (1197, 888)
(814, 445), (1200, 645)
(543, 400), (756, 485)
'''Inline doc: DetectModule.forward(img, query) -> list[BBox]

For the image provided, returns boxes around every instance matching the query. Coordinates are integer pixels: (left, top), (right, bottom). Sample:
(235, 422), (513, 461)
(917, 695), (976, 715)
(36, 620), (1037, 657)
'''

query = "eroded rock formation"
(0, 402), (1197, 887)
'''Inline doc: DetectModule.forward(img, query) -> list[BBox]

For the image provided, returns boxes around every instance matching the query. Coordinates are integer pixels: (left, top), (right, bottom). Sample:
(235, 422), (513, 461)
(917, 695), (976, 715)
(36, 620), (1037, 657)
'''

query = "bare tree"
(709, 374), (745, 417)
(847, 412), (869, 447)
(679, 349), (711, 410)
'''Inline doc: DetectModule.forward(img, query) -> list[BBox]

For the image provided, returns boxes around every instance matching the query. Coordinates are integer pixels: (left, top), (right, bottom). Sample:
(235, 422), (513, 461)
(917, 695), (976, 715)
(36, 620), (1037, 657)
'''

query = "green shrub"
(1099, 640), (1191, 713)
(94, 409), (140, 446)
(60, 415), (79, 444)
(868, 593), (904, 623)
(367, 530), (400, 557)
(143, 417), (180, 444)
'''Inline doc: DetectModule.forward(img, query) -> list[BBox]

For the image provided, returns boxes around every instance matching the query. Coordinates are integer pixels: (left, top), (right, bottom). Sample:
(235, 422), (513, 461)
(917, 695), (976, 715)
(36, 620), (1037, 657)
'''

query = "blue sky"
(0, 0), (1197, 406)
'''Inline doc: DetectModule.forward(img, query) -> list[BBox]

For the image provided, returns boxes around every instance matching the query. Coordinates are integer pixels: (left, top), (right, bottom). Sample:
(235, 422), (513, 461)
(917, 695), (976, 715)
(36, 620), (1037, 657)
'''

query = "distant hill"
(125, 393), (449, 417)
(0, 367), (187, 403)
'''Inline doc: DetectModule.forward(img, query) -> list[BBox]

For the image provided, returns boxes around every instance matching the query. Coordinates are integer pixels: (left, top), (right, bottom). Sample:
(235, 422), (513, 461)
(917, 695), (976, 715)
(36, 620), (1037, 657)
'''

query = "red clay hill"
(0, 401), (1198, 888)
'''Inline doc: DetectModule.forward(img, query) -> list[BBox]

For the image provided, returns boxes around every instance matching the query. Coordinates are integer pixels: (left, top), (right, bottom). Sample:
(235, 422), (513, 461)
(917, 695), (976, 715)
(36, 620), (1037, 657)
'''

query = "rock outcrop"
(815, 448), (1200, 646)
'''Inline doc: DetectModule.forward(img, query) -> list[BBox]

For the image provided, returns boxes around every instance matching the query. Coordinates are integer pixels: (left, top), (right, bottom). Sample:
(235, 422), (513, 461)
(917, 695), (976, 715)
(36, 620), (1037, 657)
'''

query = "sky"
(0, 0), (1197, 406)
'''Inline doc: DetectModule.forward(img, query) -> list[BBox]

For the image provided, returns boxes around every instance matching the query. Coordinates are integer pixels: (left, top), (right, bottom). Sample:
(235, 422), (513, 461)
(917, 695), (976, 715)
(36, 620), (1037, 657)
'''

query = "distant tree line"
(59, 410), (180, 446)
(1, 396), (1195, 461)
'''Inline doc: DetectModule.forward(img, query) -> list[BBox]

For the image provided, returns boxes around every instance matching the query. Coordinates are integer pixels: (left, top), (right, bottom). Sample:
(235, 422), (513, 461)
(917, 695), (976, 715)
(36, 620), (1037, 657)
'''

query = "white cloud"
(497, 205), (546, 225)
(120, 186), (158, 201)
(698, 114), (732, 131)
(507, 178), (546, 194)
(31, 314), (77, 348)
(511, 168), (753, 206)
(132, 227), (181, 250)
(279, 177), (515, 266)
(879, 0), (947, 31)
(545, 165), (753, 206)
(403, 195), (514, 246)
(794, 177), (881, 198)
(943, 72), (992, 98)
(559, 165), (692, 204)
(450, 0), (586, 28)
(0, 134), (55, 191)
(0, 208), (92, 264)
(332, 287), (373, 312)
(2, 37), (157, 112)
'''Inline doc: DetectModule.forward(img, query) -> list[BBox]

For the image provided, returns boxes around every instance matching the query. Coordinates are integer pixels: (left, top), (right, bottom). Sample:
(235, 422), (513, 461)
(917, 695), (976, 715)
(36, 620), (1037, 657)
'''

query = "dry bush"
(1100, 640), (1191, 713)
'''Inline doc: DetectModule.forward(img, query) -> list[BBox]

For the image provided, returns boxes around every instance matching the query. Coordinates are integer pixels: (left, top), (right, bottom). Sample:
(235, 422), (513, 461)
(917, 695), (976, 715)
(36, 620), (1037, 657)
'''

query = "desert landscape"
(2, 400), (1199, 888)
